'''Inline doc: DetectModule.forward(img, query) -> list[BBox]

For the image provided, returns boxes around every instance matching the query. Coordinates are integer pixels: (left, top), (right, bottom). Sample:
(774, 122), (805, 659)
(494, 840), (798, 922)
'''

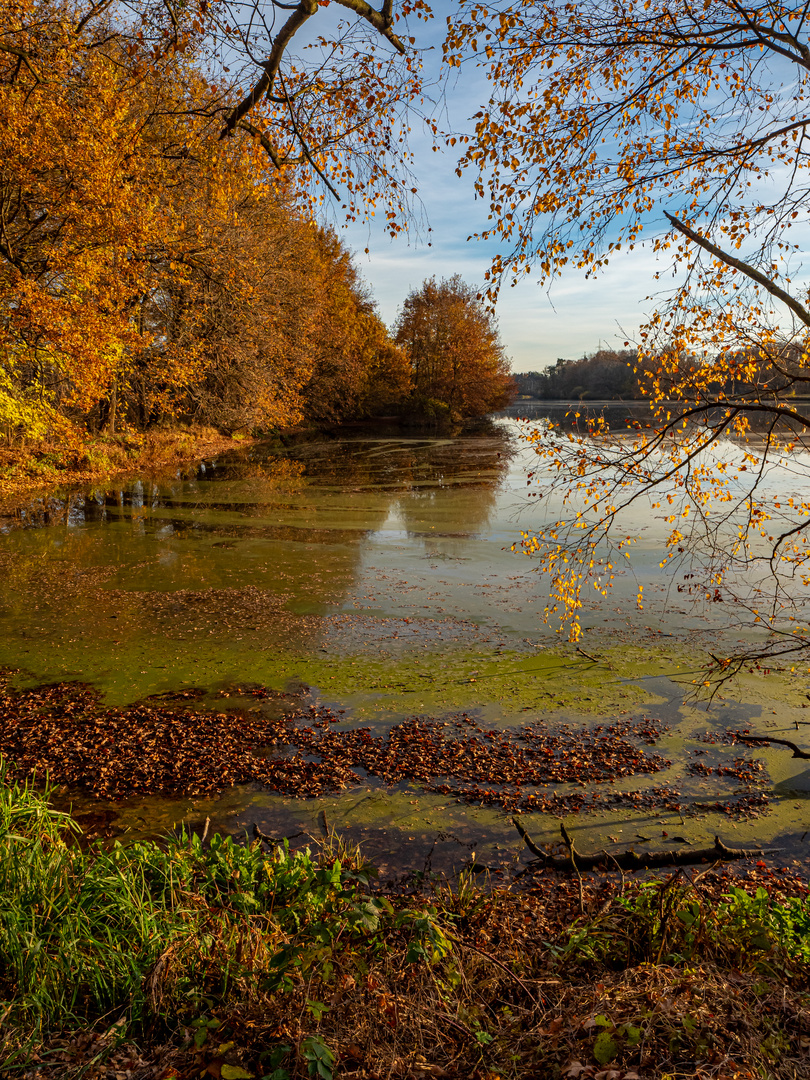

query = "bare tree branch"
(664, 211), (810, 328)
(0, 43), (44, 83)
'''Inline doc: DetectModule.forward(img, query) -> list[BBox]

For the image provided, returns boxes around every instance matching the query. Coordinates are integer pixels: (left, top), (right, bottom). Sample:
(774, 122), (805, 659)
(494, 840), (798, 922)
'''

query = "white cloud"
(343, 202), (665, 372)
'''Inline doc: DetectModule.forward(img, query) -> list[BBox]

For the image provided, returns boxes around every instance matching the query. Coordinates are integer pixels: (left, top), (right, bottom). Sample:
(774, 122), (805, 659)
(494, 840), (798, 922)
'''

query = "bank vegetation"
(3, 771), (810, 1080)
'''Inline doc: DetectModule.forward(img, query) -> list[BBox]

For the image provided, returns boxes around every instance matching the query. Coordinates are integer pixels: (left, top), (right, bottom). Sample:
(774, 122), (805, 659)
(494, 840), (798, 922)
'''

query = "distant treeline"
(515, 346), (810, 402)
(514, 350), (643, 400)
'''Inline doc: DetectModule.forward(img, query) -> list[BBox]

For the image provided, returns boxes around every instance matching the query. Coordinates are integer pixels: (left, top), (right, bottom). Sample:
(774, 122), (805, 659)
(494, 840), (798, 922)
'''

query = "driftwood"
(252, 823), (304, 845)
(512, 817), (775, 872)
(736, 733), (810, 759)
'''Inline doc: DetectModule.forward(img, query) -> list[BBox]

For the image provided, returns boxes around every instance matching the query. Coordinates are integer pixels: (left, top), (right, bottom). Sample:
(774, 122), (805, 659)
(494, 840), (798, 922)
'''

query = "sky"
(330, 10), (664, 375)
(235, 0), (807, 375)
(342, 187), (662, 375)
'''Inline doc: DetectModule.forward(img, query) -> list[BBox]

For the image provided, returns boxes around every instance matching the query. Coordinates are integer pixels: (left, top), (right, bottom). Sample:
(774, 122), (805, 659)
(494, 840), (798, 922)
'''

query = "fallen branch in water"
(512, 818), (775, 872)
(575, 646), (601, 663)
(252, 823), (304, 845)
(736, 734), (810, 759)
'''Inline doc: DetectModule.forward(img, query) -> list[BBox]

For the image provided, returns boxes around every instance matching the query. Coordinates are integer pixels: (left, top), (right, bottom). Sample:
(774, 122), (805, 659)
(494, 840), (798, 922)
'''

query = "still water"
(1, 414), (809, 877)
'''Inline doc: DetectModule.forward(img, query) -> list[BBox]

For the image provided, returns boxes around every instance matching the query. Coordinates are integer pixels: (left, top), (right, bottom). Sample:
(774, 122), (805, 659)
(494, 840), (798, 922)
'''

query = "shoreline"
(0, 427), (259, 507)
(5, 774), (810, 1080)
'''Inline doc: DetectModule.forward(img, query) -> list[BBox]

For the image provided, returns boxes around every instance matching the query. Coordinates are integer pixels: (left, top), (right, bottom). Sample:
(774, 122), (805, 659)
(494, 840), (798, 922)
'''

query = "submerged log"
(252, 823), (304, 845)
(512, 817), (775, 872)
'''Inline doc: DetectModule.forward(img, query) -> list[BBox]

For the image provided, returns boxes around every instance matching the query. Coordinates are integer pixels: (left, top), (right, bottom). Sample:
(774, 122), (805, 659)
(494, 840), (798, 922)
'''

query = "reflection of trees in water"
(390, 435), (513, 540)
(394, 485), (500, 541)
(0, 432), (516, 675)
(267, 426), (516, 490)
(0, 453), (382, 665)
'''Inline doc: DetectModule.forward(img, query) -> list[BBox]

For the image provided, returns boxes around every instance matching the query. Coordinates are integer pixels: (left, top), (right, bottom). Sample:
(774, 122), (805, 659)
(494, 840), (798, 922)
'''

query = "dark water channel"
(1, 416), (810, 879)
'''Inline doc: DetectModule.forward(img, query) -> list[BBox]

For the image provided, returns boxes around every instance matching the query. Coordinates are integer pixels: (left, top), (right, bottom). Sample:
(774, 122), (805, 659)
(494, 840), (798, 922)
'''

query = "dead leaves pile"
(0, 673), (775, 819)
(0, 674), (335, 800)
(687, 756), (766, 784)
(292, 711), (671, 793)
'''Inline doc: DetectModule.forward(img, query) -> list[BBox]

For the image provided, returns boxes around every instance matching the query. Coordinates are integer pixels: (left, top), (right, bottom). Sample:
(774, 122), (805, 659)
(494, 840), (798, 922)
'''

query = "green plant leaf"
(593, 1032), (619, 1065)
(221, 1067), (254, 1080)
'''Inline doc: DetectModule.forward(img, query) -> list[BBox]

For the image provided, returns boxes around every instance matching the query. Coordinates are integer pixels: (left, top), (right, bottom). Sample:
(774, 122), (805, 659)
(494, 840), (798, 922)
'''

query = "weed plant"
(2, 767), (810, 1079)
(0, 768), (451, 1077)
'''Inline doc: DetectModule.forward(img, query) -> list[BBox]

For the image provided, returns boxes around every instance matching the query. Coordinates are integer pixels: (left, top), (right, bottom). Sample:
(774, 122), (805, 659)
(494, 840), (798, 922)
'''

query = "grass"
(2, 770), (810, 1079)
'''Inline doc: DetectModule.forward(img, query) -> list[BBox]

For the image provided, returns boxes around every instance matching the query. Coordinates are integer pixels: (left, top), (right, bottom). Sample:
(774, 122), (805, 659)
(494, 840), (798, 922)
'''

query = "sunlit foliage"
(0, 0), (406, 445)
(447, 0), (810, 675)
(395, 275), (516, 421)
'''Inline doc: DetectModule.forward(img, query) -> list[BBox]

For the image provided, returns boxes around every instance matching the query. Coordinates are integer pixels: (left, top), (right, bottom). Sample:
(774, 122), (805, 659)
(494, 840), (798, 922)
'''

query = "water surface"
(2, 417), (809, 877)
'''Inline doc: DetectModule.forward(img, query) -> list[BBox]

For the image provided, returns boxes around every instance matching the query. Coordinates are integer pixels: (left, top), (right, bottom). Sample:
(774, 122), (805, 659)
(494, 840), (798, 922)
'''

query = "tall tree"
(446, 0), (810, 679)
(395, 275), (515, 420)
(0, 0), (414, 443)
(0, 0), (189, 437)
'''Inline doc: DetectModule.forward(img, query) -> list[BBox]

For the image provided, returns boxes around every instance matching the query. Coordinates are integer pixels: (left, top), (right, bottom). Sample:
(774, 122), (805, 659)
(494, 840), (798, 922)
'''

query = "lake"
(1, 412), (809, 879)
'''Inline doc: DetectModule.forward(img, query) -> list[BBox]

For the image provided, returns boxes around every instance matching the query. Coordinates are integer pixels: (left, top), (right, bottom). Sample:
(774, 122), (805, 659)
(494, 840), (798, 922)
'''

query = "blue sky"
(331, 13), (663, 374)
(343, 206), (661, 374)
(268, 0), (806, 374)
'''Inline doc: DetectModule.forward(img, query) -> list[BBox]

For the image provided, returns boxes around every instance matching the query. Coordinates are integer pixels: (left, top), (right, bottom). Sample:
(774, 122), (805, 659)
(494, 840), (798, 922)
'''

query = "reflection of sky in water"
(338, 420), (761, 640)
(506, 411), (810, 634)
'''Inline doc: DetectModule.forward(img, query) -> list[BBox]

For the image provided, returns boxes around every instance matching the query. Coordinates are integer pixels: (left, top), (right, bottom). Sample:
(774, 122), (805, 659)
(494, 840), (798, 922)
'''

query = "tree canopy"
(443, 0), (810, 679)
(0, 0), (414, 442)
(395, 275), (516, 422)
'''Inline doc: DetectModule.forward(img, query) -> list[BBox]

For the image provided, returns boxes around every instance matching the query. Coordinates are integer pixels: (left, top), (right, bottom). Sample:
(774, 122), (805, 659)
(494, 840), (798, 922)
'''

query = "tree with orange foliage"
(302, 227), (411, 424)
(446, 0), (810, 682)
(0, 0), (414, 446)
(395, 275), (515, 423)
(0, 0), (258, 438)
(0, 0), (172, 437)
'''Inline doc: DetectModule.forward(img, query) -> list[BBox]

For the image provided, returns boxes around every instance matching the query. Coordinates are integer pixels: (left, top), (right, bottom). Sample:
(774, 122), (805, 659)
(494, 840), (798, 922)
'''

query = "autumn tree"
(394, 275), (515, 422)
(0, 0), (280, 439)
(444, 0), (810, 679)
(300, 227), (411, 424)
(0, 0), (176, 439)
(139, 152), (337, 436)
(0, 0), (420, 446)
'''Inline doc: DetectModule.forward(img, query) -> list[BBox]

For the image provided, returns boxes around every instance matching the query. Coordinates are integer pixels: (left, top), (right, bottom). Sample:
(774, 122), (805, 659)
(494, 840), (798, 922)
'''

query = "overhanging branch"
(665, 211), (810, 328)
(220, 0), (407, 139)
(220, 0), (318, 138)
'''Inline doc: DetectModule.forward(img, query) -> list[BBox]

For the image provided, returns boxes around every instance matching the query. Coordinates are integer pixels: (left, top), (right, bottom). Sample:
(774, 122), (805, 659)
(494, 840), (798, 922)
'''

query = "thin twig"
(575, 646), (601, 663)
(451, 937), (542, 1006)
